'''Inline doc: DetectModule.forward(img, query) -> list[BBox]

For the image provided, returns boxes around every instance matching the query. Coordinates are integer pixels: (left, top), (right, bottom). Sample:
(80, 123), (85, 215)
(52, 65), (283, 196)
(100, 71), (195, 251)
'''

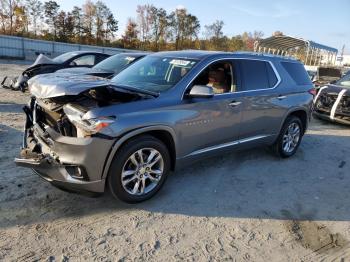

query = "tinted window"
(240, 60), (272, 91)
(266, 63), (278, 87)
(281, 62), (311, 85)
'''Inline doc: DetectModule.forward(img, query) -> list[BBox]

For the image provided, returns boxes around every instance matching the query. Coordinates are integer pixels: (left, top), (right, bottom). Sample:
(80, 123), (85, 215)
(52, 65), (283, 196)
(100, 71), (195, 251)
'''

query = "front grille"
(318, 94), (337, 109)
(338, 96), (350, 114)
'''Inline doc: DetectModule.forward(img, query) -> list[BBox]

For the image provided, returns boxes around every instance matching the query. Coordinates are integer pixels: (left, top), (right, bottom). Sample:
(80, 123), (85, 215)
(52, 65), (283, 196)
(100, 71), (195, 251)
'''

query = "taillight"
(308, 88), (317, 97)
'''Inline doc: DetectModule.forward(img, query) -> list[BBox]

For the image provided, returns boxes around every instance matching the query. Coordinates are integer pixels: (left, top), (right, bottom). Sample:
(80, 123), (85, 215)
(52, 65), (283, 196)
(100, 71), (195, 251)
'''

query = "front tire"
(273, 116), (303, 158)
(107, 135), (171, 203)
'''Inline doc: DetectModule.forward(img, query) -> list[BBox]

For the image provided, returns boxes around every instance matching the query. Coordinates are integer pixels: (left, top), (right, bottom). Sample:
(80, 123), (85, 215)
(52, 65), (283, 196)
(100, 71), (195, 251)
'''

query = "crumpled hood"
(55, 67), (112, 75)
(28, 73), (110, 98)
(26, 54), (59, 70)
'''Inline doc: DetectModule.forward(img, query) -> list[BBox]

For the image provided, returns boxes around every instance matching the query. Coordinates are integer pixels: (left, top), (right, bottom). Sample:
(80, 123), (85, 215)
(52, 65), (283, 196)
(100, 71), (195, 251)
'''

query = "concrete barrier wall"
(0, 34), (137, 61)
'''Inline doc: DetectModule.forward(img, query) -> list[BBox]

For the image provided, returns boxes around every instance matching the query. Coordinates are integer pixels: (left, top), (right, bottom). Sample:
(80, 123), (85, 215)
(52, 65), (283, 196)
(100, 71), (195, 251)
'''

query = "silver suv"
(16, 51), (314, 203)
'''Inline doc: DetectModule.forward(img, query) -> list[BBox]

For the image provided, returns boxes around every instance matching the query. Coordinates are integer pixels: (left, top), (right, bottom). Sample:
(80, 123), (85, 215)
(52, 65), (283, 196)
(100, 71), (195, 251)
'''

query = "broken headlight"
(63, 104), (115, 136)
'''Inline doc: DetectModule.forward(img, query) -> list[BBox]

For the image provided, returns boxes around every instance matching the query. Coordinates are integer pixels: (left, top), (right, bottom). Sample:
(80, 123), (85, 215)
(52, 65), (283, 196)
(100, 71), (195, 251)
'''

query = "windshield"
(53, 52), (79, 63)
(111, 56), (198, 93)
(94, 54), (139, 73)
(336, 73), (350, 88)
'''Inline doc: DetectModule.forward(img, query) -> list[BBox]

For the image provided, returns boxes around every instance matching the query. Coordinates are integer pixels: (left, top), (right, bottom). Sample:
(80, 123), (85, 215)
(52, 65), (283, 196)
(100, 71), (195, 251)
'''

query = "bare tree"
(136, 4), (153, 49)
(94, 1), (117, 44)
(82, 0), (96, 43)
(0, 0), (21, 34)
(122, 17), (138, 49)
(149, 6), (167, 51)
(25, 0), (43, 36)
(168, 7), (200, 50)
(204, 20), (224, 40)
(71, 6), (83, 42)
(204, 20), (225, 50)
(44, 0), (59, 40)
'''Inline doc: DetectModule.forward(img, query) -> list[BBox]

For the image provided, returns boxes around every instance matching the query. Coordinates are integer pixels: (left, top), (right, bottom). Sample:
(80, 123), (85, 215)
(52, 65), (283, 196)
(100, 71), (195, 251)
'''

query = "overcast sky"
(57, 0), (350, 54)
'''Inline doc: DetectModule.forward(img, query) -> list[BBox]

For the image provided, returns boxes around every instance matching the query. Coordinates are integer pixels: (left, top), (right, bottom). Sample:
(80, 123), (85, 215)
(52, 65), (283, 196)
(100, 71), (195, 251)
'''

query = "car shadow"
(0, 120), (349, 229)
(0, 102), (24, 113)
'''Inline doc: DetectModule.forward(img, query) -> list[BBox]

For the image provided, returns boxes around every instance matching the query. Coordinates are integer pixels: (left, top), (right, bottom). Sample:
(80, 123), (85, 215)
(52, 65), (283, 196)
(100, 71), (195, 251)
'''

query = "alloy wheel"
(282, 122), (301, 153)
(121, 148), (164, 196)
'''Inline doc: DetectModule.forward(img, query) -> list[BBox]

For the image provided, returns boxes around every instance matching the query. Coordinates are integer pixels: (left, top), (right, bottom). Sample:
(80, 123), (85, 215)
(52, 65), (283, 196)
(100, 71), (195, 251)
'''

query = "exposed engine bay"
(30, 86), (147, 138)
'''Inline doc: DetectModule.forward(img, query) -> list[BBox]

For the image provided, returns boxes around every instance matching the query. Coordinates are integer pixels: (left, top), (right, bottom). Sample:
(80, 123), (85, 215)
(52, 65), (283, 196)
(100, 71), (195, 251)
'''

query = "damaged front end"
(15, 96), (116, 193)
(15, 75), (153, 193)
(313, 85), (350, 125)
(1, 54), (60, 92)
(1, 74), (29, 92)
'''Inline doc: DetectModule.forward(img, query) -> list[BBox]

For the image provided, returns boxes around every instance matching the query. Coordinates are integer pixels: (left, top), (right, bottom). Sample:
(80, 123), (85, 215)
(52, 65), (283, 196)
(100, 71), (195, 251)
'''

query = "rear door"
(236, 59), (283, 141)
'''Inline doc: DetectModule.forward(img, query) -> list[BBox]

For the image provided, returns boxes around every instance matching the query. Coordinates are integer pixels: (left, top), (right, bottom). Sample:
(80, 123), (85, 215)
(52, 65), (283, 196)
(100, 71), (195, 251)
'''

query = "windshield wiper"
(109, 84), (159, 97)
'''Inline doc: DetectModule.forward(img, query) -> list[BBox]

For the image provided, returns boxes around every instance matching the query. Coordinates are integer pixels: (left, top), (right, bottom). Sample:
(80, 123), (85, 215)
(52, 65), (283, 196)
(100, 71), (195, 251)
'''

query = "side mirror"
(69, 61), (77, 66)
(187, 85), (214, 98)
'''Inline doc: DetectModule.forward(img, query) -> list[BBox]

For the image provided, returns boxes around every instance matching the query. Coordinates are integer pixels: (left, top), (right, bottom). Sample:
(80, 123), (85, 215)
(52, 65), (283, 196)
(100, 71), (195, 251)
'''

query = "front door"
(177, 59), (244, 157)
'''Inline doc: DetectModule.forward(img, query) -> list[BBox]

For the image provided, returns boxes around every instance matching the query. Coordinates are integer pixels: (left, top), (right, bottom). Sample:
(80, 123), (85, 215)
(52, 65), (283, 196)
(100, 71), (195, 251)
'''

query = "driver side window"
(192, 60), (236, 94)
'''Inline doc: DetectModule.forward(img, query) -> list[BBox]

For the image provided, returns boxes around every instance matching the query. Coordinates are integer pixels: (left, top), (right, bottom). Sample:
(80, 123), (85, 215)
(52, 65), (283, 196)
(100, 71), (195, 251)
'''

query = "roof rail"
(233, 51), (298, 60)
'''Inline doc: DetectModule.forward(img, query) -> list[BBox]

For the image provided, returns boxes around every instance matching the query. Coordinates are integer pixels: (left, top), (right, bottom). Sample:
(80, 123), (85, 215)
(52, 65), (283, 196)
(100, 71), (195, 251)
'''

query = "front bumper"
(1, 75), (28, 92)
(313, 87), (350, 126)
(15, 105), (115, 193)
(313, 110), (350, 125)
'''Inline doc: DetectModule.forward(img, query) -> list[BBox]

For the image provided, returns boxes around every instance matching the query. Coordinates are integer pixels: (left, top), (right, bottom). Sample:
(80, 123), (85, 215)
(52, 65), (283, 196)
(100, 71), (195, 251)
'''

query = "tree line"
(0, 0), (265, 51)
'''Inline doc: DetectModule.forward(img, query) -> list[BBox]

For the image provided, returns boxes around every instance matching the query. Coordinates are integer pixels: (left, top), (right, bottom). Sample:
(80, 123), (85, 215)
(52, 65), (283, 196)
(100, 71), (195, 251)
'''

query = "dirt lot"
(0, 61), (350, 261)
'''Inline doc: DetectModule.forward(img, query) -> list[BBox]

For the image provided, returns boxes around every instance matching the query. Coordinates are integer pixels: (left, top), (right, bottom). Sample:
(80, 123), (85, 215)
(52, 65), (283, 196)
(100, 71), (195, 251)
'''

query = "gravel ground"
(0, 61), (350, 261)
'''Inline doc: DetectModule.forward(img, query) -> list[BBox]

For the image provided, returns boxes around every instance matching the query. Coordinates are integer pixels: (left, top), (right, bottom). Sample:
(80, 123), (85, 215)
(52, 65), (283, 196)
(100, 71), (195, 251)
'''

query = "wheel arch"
(102, 126), (177, 180)
(281, 108), (309, 135)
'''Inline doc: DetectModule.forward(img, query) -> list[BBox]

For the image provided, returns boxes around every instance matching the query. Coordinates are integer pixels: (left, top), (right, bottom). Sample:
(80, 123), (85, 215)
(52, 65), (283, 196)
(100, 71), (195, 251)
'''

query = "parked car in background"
(305, 65), (342, 89)
(54, 52), (148, 78)
(27, 53), (148, 98)
(1, 51), (110, 91)
(15, 51), (314, 203)
(313, 72), (350, 125)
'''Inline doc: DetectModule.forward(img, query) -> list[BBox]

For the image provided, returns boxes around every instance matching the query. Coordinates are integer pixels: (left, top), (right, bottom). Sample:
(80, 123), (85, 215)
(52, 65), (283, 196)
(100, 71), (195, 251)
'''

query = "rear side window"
(266, 63), (278, 87)
(72, 55), (96, 66)
(239, 60), (277, 91)
(281, 62), (311, 85)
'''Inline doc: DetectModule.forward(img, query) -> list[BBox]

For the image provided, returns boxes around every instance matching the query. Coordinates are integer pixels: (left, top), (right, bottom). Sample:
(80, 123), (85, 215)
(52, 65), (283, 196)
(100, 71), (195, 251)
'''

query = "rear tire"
(273, 116), (303, 158)
(107, 135), (171, 203)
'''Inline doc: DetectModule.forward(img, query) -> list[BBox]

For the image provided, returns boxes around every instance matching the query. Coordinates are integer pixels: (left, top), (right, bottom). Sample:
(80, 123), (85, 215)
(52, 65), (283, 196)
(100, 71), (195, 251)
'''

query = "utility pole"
(339, 44), (345, 65)
(341, 44), (345, 57)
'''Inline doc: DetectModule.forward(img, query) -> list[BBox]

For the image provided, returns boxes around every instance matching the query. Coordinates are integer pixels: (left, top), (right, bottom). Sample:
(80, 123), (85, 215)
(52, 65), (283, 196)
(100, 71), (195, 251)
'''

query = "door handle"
(229, 101), (242, 107)
(277, 95), (287, 100)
